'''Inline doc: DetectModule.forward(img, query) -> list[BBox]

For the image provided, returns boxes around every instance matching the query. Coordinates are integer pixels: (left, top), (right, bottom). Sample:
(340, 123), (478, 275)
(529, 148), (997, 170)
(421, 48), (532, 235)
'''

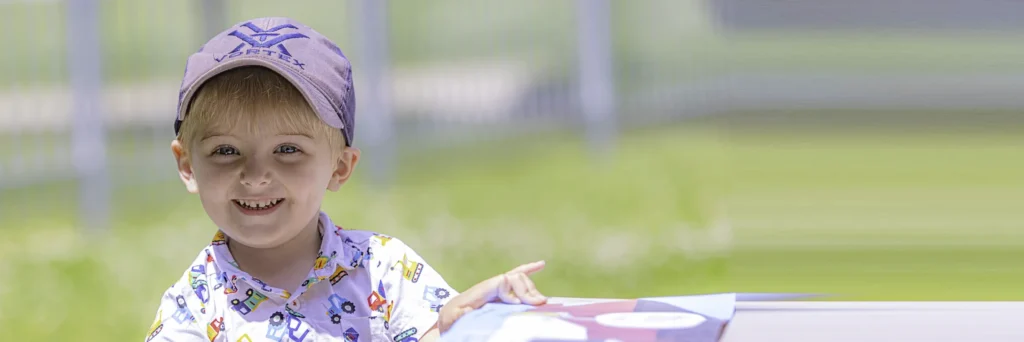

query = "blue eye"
(275, 145), (301, 154)
(212, 146), (239, 156)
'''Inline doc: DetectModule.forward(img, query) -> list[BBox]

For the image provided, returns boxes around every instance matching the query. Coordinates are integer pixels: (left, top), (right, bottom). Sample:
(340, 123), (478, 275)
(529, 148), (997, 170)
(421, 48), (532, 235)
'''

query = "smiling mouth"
(232, 198), (285, 211)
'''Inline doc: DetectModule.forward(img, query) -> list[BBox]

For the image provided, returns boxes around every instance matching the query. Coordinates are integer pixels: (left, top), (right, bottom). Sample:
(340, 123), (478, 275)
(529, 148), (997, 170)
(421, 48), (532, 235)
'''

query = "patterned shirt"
(145, 211), (457, 342)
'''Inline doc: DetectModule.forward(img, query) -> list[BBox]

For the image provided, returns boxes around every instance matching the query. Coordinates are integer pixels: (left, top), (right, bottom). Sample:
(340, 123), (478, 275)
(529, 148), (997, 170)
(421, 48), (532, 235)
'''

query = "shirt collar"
(207, 211), (347, 299)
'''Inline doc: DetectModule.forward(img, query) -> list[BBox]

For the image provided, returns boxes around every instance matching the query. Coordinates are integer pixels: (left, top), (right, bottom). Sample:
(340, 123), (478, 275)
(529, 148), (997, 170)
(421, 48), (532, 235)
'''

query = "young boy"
(147, 17), (547, 342)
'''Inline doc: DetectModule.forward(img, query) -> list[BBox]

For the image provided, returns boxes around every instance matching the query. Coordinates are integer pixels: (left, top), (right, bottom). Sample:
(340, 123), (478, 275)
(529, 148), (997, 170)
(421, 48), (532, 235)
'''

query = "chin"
(215, 214), (290, 247)
(225, 227), (291, 249)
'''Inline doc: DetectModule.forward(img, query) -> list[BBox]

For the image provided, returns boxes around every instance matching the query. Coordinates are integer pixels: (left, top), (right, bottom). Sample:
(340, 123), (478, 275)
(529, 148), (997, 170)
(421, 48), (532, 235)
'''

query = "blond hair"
(177, 66), (345, 157)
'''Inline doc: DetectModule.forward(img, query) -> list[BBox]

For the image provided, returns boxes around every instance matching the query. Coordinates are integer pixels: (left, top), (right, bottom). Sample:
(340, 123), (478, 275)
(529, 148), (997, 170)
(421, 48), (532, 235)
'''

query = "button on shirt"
(145, 211), (457, 342)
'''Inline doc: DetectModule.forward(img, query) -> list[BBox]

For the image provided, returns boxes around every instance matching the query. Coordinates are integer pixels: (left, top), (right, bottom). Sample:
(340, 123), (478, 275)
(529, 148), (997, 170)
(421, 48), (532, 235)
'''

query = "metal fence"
(3, 0), (1024, 230)
(0, 0), (693, 228)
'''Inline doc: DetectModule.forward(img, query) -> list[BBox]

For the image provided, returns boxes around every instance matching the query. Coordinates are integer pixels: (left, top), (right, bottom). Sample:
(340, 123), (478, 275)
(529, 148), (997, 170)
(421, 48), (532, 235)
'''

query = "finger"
(518, 273), (548, 304)
(508, 273), (544, 305)
(509, 260), (546, 275)
(496, 273), (521, 304)
(514, 273), (548, 305)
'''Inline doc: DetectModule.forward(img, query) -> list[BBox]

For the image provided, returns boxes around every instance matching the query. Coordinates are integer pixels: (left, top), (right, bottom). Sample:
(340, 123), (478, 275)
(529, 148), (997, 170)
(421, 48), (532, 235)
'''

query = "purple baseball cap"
(175, 17), (356, 146)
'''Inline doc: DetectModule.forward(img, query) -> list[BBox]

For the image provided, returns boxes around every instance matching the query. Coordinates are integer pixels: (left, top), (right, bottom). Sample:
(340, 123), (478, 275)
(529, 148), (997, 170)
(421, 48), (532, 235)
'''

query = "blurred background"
(2, 0), (1024, 340)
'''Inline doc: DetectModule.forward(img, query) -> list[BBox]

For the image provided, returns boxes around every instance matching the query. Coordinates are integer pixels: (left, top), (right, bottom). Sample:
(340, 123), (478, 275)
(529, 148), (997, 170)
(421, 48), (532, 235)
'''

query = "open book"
(440, 293), (819, 342)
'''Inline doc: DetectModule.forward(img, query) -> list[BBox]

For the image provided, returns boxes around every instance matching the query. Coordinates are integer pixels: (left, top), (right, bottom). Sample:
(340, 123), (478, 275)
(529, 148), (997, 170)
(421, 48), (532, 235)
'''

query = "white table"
(723, 301), (1024, 342)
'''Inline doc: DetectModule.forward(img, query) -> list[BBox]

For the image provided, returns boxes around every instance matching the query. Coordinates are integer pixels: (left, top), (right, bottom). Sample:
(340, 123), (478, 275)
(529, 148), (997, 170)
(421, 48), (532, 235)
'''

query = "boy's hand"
(437, 260), (547, 333)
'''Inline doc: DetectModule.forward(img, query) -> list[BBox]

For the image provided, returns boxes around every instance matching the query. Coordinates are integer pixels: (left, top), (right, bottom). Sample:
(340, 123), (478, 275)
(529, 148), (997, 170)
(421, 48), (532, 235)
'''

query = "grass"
(1, 115), (1023, 340)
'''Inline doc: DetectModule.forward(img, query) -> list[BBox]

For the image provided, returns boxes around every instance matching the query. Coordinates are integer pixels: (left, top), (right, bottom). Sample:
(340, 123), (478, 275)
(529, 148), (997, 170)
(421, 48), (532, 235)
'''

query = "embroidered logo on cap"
(213, 22), (309, 70)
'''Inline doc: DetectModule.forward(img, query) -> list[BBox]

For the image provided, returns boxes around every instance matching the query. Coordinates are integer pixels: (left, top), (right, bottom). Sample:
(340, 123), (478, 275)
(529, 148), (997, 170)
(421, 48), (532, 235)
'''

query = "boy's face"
(171, 116), (358, 249)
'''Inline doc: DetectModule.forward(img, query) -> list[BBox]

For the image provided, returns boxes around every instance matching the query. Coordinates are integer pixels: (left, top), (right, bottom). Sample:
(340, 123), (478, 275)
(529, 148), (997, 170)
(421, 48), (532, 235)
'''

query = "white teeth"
(236, 199), (282, 210)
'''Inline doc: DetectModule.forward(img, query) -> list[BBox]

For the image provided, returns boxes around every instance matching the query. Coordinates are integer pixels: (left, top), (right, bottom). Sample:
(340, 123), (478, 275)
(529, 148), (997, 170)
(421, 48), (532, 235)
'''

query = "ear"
(327, 147), (361, 192)
(171, 139), (199, 194)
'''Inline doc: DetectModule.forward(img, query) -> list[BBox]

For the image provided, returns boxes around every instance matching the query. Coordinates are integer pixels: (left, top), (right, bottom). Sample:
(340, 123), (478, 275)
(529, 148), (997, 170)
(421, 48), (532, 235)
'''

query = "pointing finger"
(509, 260), (546, 276)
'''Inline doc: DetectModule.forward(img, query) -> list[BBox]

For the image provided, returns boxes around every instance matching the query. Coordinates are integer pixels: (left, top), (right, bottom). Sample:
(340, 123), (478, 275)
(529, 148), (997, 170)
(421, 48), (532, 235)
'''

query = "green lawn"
(1, 117), (1023, 341)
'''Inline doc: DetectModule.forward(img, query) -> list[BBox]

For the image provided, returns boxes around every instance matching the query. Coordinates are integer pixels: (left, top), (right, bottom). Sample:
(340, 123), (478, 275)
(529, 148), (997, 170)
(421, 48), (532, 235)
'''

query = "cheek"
(192, 163), (236, 196)
(194, 163), (227, 181)
(277, 160), (334, 193)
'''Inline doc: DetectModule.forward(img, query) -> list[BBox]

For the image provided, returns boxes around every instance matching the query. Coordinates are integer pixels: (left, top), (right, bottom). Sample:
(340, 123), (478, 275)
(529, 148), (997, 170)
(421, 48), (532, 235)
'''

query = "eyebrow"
(278, 132), (316, 139)
(200, 132), (228, 141)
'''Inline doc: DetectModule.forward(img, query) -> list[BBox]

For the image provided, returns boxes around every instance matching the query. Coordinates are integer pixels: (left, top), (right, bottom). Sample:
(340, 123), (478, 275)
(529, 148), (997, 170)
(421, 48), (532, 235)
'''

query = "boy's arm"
(419, 325), (441, 342)
(417, 261), (548, 341)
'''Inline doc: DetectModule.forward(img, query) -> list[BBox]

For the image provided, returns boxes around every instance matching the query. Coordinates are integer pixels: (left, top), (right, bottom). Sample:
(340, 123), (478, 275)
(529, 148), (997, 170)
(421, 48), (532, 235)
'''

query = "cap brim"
(176, 56), (347, 143)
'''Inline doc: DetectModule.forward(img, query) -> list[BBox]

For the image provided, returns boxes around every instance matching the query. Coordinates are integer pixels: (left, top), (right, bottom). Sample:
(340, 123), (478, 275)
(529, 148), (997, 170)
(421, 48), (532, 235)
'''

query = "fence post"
(577, 0), (617, 157)
(66, 0), (109, 232)
(351, 0), (395, 188)
(198, 0), (227, 41)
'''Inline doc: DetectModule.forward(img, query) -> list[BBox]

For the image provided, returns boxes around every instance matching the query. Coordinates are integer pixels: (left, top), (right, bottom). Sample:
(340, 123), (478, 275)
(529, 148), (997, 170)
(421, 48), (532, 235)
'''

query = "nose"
(239, 157), (272, 188)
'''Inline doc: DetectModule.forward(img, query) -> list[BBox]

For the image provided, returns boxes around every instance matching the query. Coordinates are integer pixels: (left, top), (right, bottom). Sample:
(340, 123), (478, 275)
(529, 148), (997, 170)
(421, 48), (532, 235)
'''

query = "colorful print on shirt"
(145, 211), (458, 341)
